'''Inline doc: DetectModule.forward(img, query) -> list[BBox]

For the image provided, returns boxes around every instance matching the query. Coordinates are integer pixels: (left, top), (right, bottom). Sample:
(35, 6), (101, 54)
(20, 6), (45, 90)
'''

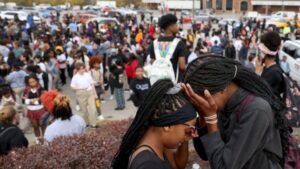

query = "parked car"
(181, 10), (191, 16)
(77, 13), (98, 23)
(85, 17), (119, 27)
(38, 7), (58, 18)
(180, 15), (193, 23)
(196, 13), (219, 23)
(257, 15), (272, 21)
(272, 11), (296, 21)
(34, 4), (51, 10)
(0, 11), (41, 23)
(266, 17), (288, 29)
(218, 18), (241, 30)
(194, 15), (210, 23)
(279, 40), (300, 84)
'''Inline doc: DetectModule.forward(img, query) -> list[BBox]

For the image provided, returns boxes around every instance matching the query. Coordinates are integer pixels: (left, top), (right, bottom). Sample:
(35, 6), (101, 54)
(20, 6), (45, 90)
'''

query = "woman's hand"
(181, 84), (218, 117)
(182, 84), (219, 133)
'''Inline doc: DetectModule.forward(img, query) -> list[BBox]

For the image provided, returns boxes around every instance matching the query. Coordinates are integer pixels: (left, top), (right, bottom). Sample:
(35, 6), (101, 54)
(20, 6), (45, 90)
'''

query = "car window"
(283, 43), (298, 59)
(294, 49), (300, 59)
(6, 12), (17, 15)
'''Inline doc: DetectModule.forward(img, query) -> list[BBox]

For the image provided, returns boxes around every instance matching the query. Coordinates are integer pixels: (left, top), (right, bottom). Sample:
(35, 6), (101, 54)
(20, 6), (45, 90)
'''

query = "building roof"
(252, 0), (300, 6)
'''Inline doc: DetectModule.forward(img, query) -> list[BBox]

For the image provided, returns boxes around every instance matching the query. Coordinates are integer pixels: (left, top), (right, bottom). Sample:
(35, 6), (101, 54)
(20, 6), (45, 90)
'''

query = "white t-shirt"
(70, 72), (94, 91)
(188, 52), (198, 64)
(234, 40), (242, 52)
(211, 36), (221, 46)
(44, 115), (86, 142)
(0, 45), (10, 61)
(227, 24), (233, 33)
(37, 63), (47, 72)
(66, 56), (74, 66)
(57, 54), (67, 69)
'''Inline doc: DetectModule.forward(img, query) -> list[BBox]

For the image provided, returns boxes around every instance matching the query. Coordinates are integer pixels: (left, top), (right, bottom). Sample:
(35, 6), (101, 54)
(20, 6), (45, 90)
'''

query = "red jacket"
(148, 26), (155, 38)
(125, 59), (139, 78)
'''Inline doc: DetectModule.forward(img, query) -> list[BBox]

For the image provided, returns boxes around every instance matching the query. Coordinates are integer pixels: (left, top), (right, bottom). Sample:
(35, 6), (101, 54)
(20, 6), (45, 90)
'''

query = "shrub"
(0, 119), (132, 169)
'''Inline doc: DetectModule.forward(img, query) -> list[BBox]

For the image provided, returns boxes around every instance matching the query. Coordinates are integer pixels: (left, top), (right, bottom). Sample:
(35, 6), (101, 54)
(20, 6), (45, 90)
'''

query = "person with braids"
(44, 95), (86, 142)
(112, 79), (198, 169)
(182, 55), (290, 169)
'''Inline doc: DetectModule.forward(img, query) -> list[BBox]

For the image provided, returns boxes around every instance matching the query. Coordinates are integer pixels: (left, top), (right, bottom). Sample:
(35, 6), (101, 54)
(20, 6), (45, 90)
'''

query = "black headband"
(150, 103), (197, 127)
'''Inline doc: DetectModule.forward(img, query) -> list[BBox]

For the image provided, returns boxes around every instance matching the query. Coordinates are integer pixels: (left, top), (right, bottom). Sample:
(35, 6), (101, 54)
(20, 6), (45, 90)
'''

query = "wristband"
(205, 119), (218, 124)
(204, 114), (217, 120)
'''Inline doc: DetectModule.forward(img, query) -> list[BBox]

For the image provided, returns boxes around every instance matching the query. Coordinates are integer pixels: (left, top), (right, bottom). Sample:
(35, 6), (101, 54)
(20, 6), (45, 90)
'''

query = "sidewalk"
(20, 80), (137, 144)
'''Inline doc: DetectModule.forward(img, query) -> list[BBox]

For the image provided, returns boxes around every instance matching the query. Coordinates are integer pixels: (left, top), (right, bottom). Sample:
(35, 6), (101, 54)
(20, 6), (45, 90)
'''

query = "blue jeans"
(114, 88), (125, 108)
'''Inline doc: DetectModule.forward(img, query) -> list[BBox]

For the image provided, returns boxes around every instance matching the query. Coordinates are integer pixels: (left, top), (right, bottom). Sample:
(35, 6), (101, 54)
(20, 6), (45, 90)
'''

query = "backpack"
(281, 73), (300, 168)
(148, 38), (180, 85)
(282, 73), (300, 127)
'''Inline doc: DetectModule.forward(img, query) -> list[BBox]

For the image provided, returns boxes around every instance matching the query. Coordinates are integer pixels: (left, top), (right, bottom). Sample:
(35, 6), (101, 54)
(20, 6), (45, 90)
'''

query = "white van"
(0, 11), (41, 23)
(272, 11), (296, 20)
(279, 40), (300, 84)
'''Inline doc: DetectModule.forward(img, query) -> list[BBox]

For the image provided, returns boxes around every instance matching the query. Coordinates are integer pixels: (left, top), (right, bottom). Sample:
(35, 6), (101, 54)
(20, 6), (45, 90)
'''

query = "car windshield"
(271, 18), (286, 22)
(195, 17), (209, 21)
(283, 43), (300, 60)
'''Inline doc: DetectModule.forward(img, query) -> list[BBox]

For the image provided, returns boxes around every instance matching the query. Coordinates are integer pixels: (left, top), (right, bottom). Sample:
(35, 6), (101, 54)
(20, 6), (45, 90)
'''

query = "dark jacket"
(261, 64), (285, 100)
(129, 77), (151, 107)
(112, 66), (124, 88)
(211, 45), (223, 55)
(193, 88), (283, 169)
(239, 46), (249, 60)
(0, 123), (28, 155)
(225, 46), (236, 59)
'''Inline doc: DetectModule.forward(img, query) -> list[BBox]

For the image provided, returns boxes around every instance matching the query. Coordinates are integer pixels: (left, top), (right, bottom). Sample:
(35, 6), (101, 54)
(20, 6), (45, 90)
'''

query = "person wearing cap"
(148, 14), (188, 81)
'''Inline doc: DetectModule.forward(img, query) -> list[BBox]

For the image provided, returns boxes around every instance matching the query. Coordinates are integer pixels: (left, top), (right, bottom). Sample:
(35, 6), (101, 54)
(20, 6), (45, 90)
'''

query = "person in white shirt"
(70, 62), (98, 128)
(0, 43), (10, 62)
(211, 33), (221, 46)
(234, 37), (242, 53)
(44, 95), (86, 142)
(56, 48), (67, 85)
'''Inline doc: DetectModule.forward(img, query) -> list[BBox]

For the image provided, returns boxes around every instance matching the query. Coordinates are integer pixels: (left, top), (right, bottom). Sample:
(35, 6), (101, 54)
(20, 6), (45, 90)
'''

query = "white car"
(272, 11), (296, 20)
(279, 40), (300, 84)
(34, 4), (52, 10)
(85, 17), (119, 27)
(0, 11), (41, 23)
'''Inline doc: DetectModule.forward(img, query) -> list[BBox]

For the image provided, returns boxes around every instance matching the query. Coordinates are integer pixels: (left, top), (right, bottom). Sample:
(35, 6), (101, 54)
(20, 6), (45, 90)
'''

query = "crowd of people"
(0, 7), (299, 169)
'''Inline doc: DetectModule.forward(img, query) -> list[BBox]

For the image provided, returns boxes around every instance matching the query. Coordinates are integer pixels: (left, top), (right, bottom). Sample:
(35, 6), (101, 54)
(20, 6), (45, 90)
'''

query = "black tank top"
(128, 145), (172, 169)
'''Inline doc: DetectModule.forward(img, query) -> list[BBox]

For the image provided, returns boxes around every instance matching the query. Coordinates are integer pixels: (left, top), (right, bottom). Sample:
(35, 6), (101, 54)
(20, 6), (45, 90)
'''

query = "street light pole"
(282, 0), (285, 11)
(192, 0), (195, 20)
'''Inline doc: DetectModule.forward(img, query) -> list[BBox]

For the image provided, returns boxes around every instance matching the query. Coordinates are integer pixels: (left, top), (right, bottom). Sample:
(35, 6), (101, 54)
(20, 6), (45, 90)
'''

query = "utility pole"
(192, 0), (195, 20)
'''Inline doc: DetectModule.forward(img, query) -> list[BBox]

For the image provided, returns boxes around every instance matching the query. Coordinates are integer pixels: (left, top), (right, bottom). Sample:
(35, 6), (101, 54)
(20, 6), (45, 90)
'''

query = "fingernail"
(204, 90), (209, 96)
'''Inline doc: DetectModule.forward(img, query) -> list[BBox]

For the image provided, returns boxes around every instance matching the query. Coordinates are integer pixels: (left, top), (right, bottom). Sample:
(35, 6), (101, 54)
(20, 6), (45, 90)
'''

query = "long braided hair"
(183, 55), (290, 160)
(112, 79), (190, 169)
